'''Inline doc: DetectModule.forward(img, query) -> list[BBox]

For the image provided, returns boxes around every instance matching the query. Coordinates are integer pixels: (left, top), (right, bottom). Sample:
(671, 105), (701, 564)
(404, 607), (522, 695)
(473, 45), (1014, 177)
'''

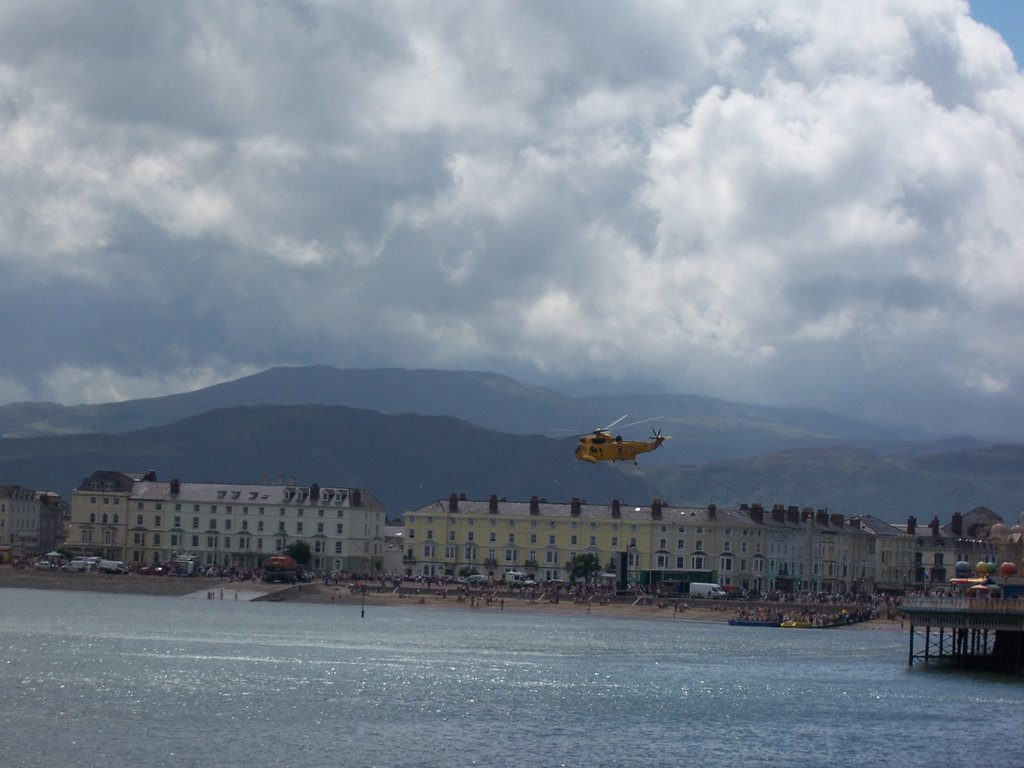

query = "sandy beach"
(0, 567), (903, 630)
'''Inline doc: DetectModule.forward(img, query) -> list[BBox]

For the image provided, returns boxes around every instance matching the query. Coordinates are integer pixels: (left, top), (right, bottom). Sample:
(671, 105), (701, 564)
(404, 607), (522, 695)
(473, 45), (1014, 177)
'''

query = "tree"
(285, 540), (311, 565)
(570, 553), (602, 583)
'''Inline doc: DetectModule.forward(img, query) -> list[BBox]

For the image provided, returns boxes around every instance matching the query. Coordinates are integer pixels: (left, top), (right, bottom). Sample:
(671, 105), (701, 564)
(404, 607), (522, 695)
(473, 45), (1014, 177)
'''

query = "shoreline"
(0, 568), (903, 630)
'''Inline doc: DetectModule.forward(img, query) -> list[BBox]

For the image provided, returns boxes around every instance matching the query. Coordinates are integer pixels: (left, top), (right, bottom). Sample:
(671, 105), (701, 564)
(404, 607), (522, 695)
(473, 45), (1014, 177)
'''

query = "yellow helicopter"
(574, 415), (668, 464)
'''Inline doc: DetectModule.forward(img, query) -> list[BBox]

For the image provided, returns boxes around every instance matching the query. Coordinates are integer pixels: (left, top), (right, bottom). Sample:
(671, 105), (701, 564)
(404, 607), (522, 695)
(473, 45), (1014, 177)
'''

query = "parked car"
(34, 560), (55, 570)
(138, 565), (168, 576)
(61, 559), (91, 572)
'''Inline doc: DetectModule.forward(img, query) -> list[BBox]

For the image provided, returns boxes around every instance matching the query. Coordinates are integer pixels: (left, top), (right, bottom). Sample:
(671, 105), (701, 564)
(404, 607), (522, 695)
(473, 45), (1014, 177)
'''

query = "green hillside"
(627, 444), (1024, 521)
(0, 365), (927, 467)
(0, 403), (1021, 521)
(0, 405), (657, 514)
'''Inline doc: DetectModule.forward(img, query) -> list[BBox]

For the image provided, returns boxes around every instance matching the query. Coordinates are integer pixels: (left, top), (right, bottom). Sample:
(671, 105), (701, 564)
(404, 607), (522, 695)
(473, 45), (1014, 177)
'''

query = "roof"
(122, 476), (385, 511)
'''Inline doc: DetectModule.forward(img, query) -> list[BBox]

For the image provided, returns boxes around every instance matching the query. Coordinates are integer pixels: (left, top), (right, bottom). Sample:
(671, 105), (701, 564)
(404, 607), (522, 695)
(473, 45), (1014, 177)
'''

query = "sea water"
(2, 588), (1022, 768)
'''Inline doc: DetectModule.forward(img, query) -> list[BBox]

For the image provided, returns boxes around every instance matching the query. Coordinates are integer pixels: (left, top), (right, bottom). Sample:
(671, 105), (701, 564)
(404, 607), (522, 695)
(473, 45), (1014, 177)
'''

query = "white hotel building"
(67, 470), (387, 573)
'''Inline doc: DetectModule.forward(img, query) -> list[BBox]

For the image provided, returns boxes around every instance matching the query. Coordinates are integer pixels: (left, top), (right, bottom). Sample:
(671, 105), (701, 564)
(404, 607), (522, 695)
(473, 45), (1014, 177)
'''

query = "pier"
(903, 596), (1024, 674)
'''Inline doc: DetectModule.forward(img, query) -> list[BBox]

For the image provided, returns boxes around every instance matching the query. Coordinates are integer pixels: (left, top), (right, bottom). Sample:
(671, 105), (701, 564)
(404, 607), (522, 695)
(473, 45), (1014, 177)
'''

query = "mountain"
(0, 365), (925, 465)
(1, 402), (1022, 522)
(0, 405), (656, 514)
(627, 444), (1024, 522)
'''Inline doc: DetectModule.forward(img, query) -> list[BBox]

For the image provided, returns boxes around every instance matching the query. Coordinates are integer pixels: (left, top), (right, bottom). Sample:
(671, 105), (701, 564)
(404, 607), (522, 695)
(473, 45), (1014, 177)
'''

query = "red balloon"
(1000, 562), (1018, 578)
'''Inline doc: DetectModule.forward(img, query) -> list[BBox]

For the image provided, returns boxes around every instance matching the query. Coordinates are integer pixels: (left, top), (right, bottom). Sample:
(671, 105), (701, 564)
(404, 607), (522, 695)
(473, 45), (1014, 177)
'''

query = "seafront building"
(66, 470), (387, 573)
(50, 468), (1020, 590)
(0, 485), (66, 558)
(403, 494), (1010, 593)
(403, 495), (854, 592)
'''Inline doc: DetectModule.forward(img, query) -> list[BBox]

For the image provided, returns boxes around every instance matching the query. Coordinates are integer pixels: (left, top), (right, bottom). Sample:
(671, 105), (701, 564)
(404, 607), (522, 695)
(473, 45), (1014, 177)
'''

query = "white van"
(505, 571), (536, 586)
(688, 582), (728, 599)
(98, 559), (129, 574)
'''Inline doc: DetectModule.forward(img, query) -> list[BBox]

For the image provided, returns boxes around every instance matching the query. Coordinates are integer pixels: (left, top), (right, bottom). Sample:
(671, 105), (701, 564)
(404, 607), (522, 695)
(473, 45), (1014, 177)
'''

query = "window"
(136, 514), (143, 525)
(336, 523), (343, 534)
(317, 522), (324, 534)
(677, 539), (685, 551)
(691, 555), (706, 570)
(504, 549), (515, 561)
(720, 556), (733, 572)
(258, 521), (264, 532)
(297, 522), (304, 533)
(278, 521), (285, 532)
(192, 517), (199, 529)
(225, 519), (232, 531)
(508, 533), (516, 544)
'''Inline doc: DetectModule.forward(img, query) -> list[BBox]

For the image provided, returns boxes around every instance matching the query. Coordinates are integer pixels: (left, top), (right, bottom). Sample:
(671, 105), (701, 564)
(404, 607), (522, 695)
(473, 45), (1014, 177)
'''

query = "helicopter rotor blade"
(610, 415), (663, 432)
(601, 414), (629, 431)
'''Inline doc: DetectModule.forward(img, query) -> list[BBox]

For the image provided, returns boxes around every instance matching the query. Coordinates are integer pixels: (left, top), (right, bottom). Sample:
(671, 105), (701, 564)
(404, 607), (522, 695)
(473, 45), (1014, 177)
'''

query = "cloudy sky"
(1, 0), (1022, 440)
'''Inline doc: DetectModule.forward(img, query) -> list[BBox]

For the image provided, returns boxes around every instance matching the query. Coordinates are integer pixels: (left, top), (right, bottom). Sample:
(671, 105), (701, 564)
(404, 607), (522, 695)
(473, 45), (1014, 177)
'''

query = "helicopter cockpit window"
(593, 436), (606, 444)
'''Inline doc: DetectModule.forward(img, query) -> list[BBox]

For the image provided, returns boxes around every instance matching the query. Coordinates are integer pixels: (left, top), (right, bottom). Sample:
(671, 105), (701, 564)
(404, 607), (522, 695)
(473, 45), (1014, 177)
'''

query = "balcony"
(484, 558), (497, 566)
(524, 559), (538, 568)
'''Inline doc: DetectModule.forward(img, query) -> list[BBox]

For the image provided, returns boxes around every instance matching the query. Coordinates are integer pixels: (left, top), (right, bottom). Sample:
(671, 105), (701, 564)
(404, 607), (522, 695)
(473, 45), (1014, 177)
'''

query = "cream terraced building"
(404, 495), (922, 593)
(67, 470), (387, 573)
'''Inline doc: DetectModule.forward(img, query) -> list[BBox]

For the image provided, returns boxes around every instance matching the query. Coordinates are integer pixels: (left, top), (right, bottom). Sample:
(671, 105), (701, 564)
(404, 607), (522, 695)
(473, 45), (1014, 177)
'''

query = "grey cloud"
(0, 0), (1022, 441)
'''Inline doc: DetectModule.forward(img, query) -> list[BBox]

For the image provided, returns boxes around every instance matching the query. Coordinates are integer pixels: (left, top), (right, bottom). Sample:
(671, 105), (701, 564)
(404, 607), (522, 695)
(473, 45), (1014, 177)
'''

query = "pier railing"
(903, 595), (1024, 613)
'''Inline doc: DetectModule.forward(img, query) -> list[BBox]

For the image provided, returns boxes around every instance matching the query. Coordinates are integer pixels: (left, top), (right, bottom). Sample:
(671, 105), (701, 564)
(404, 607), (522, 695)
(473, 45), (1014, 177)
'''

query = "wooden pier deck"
(903, 596), (1024, 674)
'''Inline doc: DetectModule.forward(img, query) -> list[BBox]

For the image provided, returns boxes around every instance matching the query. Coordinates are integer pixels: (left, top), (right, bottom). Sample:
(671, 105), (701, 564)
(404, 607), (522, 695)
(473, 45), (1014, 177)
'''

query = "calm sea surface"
(2, 588), (1022, 768)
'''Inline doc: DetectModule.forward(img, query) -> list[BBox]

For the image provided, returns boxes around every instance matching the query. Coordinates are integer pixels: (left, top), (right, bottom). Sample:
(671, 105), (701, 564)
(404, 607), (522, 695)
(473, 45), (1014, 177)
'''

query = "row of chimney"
(906, 512), (963, 536)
